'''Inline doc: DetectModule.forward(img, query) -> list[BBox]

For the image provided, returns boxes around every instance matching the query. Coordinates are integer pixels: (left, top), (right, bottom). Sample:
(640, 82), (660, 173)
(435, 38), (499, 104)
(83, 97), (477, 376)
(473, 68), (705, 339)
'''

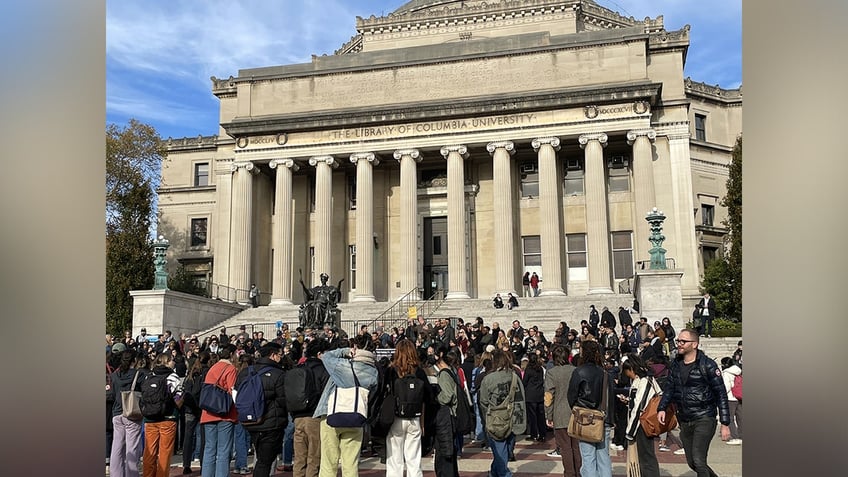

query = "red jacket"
(200, 360), (238, 424)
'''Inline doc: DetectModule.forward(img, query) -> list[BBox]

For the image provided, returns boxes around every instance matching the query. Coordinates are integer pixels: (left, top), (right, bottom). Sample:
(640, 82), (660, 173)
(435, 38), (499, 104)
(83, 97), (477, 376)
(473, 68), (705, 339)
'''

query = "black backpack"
(394, 373), (426, 418)
(285, 364), (319, 413)
(440, 369), (476, 435)
(140, 373), (175, 420)
(181, 370), (203, 414)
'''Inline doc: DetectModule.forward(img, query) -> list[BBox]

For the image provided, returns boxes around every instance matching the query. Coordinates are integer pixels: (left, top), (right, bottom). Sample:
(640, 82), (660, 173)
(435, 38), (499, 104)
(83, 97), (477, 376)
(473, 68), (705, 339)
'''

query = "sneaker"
(726, 439), (742, 446)
(659, 445), (671, 452)
(546, 449), (561, 458)
(182, 469), (193, 475)
(276, 464), (293, 472)
(610, 444), (624, 451)
(674, 448), (686, 455)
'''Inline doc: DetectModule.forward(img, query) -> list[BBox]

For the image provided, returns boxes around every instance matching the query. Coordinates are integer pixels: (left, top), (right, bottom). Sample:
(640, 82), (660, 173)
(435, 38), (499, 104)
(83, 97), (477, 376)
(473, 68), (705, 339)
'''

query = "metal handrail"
(635, 258), (677, 270)
(204, 282), (272, 306)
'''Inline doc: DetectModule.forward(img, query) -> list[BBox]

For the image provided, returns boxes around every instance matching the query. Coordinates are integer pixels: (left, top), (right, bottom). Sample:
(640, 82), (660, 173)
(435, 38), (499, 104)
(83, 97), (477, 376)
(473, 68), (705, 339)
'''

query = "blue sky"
(106, 0), (742, 141)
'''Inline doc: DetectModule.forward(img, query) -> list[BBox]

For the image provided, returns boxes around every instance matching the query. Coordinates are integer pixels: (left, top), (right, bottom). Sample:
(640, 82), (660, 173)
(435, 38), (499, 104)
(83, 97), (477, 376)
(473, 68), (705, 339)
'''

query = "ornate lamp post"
(646, 207), (668, 270)
(153, 235), (170, 290)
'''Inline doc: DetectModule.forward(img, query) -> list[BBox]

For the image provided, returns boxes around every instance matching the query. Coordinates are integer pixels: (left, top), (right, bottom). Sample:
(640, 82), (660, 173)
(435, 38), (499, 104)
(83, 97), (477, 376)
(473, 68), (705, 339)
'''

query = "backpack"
(235, 366), (274, 425)
(394, 373), (426, 418)
(441, 369), (475, 435)
(181, 370), (203, 414)
(140, 373), (175, 420)
(285, 364), (319, 413)
(731, 374), (743, 400)
(485, 372), (517, 440)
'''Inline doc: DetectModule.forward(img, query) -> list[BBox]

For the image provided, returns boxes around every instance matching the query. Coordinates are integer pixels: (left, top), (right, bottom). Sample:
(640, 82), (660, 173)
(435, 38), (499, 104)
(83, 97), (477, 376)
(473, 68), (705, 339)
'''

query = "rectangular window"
(348, 175), (357, 210)
(433, 236), (442, 256)
(566, 234), (587, 268)
(611, 231), (634, 279)
(702, 204), (715, 226)
(703, 245), (719, 266)
(563, 169), (584, 196)
(190, 218), (207, 247)
(308, 176), (316, 213)
(194, 163), (209, 187)
(349, 245), (357, 290)
(522, 236), (542, 267)
(695, 114), (706, 141)
(520, 168), (539, 198)
(608, 166), (630, 193)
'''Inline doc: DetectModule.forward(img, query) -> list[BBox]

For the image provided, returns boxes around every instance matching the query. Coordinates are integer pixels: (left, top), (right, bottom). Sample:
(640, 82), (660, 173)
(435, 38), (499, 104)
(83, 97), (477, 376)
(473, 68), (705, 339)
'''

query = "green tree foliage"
(106, 120), (163, 336)
(169, 265), (209, 298)
(701, 135), (742, 322)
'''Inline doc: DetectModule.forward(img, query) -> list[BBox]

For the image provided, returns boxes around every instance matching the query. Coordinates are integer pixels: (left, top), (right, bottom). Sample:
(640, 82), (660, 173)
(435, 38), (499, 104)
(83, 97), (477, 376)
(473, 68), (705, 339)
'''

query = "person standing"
(237, 342), (288, 477)
(110, 349), (144, 477)
(697, 293), (716, 337)
(478, 348), (527, 477)
(432, 342), (461, 477)
(657, 330), (731, 477)
(720, 357), (743, 446)
(249, 284), (260, 308)
(522, 353), (546, 442)
(567, 340), (615, 477)
(530, 272), (541, 297)
(142, 352), (184, 477)
(385, 339), (430, 477)
(544, 345), (581, 477)
(315, 334), (379, 477)
(200, 344), (239, 477)
(522, 272), (531, 297)
(620, 354), (661, 477)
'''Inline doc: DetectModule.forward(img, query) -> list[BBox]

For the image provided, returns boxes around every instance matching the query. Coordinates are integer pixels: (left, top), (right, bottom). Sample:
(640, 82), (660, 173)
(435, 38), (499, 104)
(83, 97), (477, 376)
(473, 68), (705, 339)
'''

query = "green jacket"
(478, 368), (527, 436)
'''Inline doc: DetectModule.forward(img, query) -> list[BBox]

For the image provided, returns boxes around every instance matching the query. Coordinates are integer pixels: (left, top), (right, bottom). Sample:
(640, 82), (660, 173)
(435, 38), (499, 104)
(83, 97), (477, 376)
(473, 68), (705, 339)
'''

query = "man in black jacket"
(290, 338), (330, 477)
(237, 342), (288, 477)
(657, 329), (730, 477)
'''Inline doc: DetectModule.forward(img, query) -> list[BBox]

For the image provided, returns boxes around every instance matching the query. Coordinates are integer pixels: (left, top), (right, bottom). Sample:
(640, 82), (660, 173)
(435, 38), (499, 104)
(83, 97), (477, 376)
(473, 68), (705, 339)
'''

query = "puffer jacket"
(657, 350), (730, 425)
(566, 363), (616, 426)
(234, 357), (287, 432)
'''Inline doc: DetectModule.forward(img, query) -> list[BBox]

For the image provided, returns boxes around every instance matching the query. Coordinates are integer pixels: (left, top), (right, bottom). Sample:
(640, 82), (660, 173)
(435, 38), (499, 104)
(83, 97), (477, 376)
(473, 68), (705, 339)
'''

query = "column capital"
(626, 129), (657, 145)
(230, 161), (260, 174)
(486, 141), (516, 156)
(308, 156), (339, 168)
(439, 145), (469, 159)
(531, 137), (561, 152)
(578, 133), (608, 149)
(349, 152), (380, 166)
(269, 159), (300, 171)
(393, 149), (422, 162)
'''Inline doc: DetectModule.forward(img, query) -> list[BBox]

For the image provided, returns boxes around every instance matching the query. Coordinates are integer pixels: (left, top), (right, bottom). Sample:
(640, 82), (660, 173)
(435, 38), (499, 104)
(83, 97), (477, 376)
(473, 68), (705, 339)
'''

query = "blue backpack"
(235, 366), (274, 425)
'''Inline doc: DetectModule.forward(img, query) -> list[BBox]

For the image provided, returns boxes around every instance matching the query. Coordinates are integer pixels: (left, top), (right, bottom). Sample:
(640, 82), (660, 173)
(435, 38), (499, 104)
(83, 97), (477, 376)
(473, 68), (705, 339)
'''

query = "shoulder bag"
(199, 364), (234, 416)
(326, 361), (370, 428)
(567, 370), (608, 443)
(639, 377), (677, 437)
(121, 370), (143, 421)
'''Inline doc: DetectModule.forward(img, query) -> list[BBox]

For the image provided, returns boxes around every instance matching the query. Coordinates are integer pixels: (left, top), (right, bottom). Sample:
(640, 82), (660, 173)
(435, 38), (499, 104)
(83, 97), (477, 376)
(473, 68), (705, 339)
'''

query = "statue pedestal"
(633, 269), (685, 332)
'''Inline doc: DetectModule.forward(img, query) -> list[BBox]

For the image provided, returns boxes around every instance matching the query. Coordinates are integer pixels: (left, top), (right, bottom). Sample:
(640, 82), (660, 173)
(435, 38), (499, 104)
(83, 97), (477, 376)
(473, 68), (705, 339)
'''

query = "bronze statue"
(298, 270), (344, 329)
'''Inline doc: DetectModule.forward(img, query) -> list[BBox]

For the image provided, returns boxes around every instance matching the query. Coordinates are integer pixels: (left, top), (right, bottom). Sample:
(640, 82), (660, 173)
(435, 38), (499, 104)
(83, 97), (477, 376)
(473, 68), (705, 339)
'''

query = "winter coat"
(657, 350), (731, 425)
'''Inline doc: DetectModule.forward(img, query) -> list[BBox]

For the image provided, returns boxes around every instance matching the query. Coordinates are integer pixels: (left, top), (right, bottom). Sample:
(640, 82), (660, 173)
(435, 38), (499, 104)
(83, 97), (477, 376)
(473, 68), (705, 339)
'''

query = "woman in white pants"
(386, 339), (432, 476)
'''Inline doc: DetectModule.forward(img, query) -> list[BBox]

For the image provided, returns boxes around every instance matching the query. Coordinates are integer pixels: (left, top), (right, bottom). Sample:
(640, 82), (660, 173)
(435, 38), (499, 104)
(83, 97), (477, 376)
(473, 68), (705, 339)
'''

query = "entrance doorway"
(423, 216), (448, 299)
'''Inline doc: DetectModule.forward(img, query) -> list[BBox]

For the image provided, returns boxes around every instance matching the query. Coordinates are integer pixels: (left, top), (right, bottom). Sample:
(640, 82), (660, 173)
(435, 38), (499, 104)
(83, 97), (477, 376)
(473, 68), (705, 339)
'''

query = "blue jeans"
(577, 425), (612, 477)
(282, 415), (295, 464)
(488, 433), (515, 477)
(474, 400), (484, 441)
(202, 421), (235, 477)
(679, 417), (719, 477)
(234, 422), (251, 470)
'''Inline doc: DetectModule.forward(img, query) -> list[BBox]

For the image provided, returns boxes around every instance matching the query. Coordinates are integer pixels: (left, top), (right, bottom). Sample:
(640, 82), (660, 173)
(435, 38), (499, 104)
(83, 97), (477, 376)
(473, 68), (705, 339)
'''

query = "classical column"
(579, 133), (614, 294)
(308, 155), (338, 285)
(487, 141), (518, 296)
(268, 159), (299, 305)
(532, 137), (567, 296)
(440, 145), (471, 299)
(228, 161), (260, 301)
(393, 148), (422, 299)
(350, 152), (379, 302)
(627, 129), (657, 264)
(666, 131), (701, 295)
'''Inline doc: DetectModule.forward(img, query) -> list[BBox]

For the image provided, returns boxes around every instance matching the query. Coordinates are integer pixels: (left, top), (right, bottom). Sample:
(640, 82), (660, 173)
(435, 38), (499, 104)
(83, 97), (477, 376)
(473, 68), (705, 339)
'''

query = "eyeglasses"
(675, 339), (696, 345)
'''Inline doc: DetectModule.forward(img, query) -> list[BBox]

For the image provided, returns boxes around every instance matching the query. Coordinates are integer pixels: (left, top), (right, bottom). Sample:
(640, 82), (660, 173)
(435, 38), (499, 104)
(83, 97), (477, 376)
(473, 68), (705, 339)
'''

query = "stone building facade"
(157, 0), (741, 307)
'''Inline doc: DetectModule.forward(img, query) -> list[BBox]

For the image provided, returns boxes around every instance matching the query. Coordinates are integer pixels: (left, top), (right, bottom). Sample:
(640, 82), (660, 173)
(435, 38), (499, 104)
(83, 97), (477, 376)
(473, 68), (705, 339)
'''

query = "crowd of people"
(106, 304), (742, 477)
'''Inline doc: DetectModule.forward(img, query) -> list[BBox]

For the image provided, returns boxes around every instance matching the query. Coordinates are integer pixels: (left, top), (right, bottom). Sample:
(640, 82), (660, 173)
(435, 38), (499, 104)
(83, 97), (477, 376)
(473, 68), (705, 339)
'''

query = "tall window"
(194, 163), (209, 187)
(611, 231), (634, 279)
(190, 218), (207, 247)
(703, 245), (718, 266)
(566, 234), (587, 280)
(701, 204), (715, 226)
(348, 245), (357, 290)
(522, 236), (541, 267)
(433, 236), (442, 256)
(563, 159), (584, 196)
(694, 114), (707, 141)
(348, 175), (357, 210)
(607, 156), (630, 192)
(520, 163), (539, 198)
(308, 176), (316, 212)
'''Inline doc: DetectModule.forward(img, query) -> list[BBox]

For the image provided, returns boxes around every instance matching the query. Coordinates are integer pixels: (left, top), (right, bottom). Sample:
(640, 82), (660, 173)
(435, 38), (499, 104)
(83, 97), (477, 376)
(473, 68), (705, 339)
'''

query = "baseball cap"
(140, 328), (147, 333)
(111, 343), (127, 353)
